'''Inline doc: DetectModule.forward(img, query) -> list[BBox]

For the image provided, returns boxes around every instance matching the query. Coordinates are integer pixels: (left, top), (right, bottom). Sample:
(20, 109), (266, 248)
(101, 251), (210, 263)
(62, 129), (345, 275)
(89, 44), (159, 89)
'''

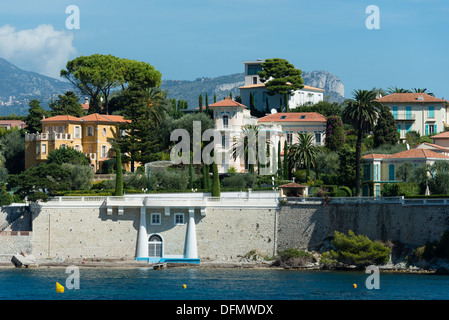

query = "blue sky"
(0, 0), (448, 99)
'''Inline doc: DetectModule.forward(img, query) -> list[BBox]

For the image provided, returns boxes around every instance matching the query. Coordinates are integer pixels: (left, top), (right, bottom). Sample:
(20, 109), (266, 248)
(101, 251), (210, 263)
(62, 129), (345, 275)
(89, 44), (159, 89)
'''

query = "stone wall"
(277, 203), (449, 251)
(27, 199), (449, 262)
(30, 204), (277, 261)
(0, 231), (32, 262)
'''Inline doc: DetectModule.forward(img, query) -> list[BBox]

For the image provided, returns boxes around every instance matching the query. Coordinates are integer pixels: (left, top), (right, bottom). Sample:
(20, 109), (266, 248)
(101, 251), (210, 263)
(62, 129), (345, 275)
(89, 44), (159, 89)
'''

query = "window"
(428, 106), (435, 118)
(41, 143), (47, 155)
(247, 64), (262, 75)
(222, 115), (229, 128)
(74, 126), (81, 139)
(405, 124), (412, 133)
(101, 145), (108, 158)
(36, 144), (41, 155)
(221, 134), (228, 148)
(252, 77), (257, 84)
(87, 126), (94, 136)
(151, 213), (161, 225)
(392, 106), (398, 120)
(148, 234), (162, 257)
(174, 213), (184, 225)
(406, 106), (412, 120)
(363, 164), (371, 181)
(389, 164), (395, 181)
(102, 128), (107, 137)
(315, 133), (321, 145)
(280, 116), (286, 119)
(374, 164), (380, 181)
(426, 124), (437, 135)
(300, 115), (306, 119)
(74, 145), (82, 152)
(286, 133), (293, 145)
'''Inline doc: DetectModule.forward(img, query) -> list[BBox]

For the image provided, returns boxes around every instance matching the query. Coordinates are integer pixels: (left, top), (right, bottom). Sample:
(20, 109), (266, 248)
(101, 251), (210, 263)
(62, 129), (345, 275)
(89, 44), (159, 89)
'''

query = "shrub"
(221, 173), (256, 189)
(325, 230), (391, 267)
(337, 186), (352, 197)
(274, 248), (316, 268)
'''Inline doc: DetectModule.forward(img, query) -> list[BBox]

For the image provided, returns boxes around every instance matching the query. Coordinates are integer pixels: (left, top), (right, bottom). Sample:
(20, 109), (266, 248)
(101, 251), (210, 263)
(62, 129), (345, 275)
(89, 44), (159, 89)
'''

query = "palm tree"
(386, 86), (410, 94)
(232, 125), (270, 174)
(412, 88), (434, 96)
(288, 132), (318, 182)
(342, 89), (381, 196)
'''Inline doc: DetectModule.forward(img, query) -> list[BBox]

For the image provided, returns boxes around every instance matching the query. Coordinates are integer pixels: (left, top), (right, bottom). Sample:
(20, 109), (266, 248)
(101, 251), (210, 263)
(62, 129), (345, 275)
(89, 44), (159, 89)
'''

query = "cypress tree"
(373, 105), (399, 148)
(202, 163), (209, 189)
(114, 147), (124, 196)
(250, 92), (255, 116)
(283, 140), (289, 180)
(189, 153), (194, 190)
(211, 162), (220, 197)
(278, 140), (282, 178)
(199, 94), (203, 112)
(214, 93), (217, 103)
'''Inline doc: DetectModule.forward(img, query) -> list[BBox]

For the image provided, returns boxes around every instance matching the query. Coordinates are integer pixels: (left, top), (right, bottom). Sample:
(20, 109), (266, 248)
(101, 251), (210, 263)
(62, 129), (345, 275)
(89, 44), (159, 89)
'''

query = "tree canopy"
(60, 54), (162, 114)
(258, 58), (304, 110)
(49, 91), (84, 117)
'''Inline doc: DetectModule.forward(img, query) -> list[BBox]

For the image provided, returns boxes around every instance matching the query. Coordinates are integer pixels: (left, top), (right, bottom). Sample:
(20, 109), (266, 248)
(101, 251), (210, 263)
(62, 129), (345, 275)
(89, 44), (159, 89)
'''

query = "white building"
(209, 98), (327, 174)
(238, 60), (325, 113)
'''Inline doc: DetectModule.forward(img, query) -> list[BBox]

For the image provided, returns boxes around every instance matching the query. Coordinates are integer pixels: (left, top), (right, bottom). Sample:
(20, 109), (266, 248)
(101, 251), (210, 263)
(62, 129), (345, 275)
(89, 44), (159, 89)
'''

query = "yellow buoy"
(353, 283), (357, 289)
(182, 284), (187, 289)
(56, 282), (65, 293)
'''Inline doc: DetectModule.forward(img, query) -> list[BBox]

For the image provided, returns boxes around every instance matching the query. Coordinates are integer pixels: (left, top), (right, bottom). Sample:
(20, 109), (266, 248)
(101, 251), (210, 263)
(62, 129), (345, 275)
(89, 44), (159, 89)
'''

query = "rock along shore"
(0, 257), (447, 274)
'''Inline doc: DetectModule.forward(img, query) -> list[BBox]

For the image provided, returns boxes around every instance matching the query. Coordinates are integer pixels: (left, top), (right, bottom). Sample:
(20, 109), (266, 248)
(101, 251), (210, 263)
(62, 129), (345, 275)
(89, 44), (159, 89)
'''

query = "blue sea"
(0, 267), (448, 301)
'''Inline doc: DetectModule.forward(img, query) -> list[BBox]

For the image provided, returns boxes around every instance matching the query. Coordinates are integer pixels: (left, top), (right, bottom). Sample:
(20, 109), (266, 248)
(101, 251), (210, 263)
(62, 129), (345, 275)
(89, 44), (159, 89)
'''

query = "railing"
(25, 133), (73, 141)
(43, 195), (449, 207)
(394, 112), (415, 121)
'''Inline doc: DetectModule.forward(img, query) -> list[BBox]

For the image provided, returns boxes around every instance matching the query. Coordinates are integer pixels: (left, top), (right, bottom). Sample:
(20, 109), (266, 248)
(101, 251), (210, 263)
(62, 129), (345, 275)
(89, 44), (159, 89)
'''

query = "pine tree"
(211, 162), (220, 197)
(114, 147), (124, 196)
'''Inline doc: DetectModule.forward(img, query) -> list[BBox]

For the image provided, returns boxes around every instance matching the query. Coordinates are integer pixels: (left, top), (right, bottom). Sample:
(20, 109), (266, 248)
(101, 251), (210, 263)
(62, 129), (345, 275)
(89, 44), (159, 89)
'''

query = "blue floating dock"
(136, 257), (200, 264)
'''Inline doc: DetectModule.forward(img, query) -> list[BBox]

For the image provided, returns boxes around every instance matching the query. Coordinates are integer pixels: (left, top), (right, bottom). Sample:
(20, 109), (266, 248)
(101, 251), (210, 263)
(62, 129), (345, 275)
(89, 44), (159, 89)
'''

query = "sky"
(0, 0), (448, 99)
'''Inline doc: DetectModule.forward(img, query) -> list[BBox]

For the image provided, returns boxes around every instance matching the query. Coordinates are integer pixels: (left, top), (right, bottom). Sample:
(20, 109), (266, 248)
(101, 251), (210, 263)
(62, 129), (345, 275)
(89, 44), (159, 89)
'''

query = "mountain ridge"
(161, 71), (345, 108)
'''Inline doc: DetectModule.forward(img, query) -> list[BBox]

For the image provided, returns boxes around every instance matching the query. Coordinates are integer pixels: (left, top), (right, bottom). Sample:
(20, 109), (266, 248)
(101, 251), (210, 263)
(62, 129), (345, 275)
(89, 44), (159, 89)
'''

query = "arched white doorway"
(148, 234), (163, 258)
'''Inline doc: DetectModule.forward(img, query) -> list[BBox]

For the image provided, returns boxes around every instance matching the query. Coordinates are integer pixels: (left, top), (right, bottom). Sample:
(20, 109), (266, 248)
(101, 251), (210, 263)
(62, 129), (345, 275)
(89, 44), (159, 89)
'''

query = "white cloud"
(0, 24), (76, 79)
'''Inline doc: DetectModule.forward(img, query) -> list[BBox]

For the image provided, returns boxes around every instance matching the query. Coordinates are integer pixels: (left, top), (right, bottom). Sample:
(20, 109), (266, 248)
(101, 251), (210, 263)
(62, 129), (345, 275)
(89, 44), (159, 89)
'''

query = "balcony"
(25, 132), (73, 141)
(393, 112), (415, 121)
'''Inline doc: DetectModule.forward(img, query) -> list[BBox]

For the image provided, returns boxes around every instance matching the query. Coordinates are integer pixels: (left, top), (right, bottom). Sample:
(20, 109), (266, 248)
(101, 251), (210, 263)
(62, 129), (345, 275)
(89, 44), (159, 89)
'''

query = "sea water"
(0, 267), (448, 300)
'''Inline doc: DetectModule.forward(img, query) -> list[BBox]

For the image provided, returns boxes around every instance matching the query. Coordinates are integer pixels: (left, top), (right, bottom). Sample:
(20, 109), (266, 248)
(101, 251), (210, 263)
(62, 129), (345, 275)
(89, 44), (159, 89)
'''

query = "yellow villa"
(25, 113), (130, 172)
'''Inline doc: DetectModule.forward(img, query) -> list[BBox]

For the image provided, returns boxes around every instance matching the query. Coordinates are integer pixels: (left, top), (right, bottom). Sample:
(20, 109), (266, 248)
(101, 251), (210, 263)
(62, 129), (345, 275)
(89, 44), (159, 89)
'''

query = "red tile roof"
(375, 93), (448, 103)
(80, 113), (130, 123)
(363, 148), (449, 160)
(41, 115), (82, 122)
(431, 131), (449, 139)
(41, 113), (130, 124)
(279, 182), (308, 188)
(258, 112), (326, 123)
(208, 97), (248, 108)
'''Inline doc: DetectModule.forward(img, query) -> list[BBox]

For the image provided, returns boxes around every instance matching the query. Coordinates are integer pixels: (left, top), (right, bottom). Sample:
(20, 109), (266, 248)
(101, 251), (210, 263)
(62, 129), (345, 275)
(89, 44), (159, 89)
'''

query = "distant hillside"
(161, 71), (345, 108)
(0, 58), (75, 116)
